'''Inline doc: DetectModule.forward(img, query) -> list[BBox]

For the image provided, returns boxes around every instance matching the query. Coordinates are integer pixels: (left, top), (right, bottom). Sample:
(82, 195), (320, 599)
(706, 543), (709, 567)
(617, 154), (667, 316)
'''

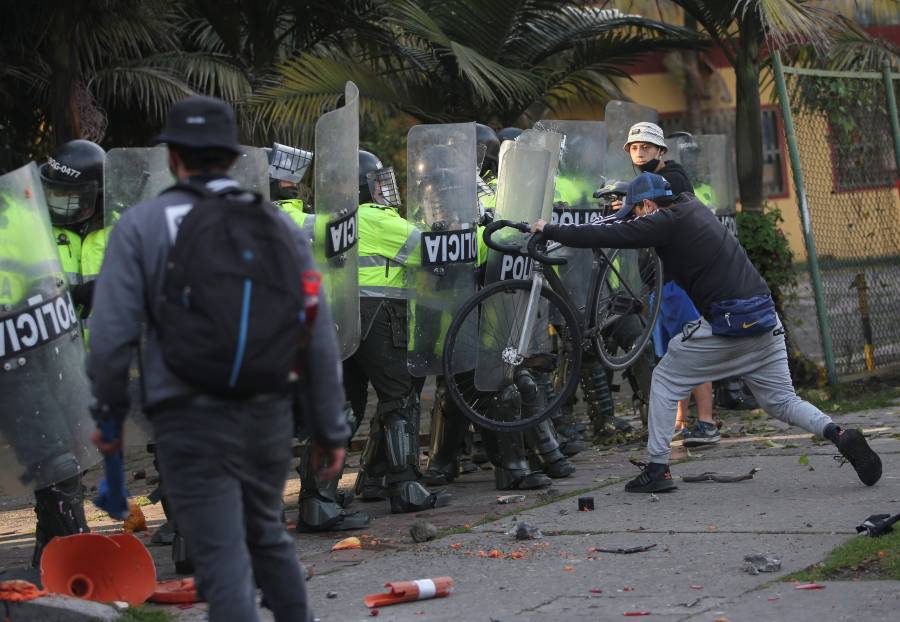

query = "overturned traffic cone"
(364, 577), (453, 608)
(41, 533), (156, 605)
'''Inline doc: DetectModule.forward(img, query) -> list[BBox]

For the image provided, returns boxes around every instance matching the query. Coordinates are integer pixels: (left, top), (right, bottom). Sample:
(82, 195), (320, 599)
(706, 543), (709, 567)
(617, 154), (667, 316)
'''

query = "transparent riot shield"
(517, 129), (564, 216)
(103, 147), (174, 225)
(668, 133), (738, 236)
(406, 122), (479, 377)
(230, 146), (271, 201)
(0, 163), (100, 495)
(476, 143), (551, 391)
(604, 100), (659, 181)
(314, 81), (361, 360)
(533, 121), (607, 312)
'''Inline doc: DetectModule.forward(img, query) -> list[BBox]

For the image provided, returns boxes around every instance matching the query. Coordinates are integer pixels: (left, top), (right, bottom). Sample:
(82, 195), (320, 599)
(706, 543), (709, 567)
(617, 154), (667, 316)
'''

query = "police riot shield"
(604, 100), (659, 181)
(407, 122), (479, 377)
(475, 142), (552, 391)
(230, 146), (271, 201)
(314, 81), (361, 360)
(533, 120), (607, 312)
(103, 147), (174, 225)
(0, 163), (100, 495)
(517, 129), (564, 217)
(668, 133), (738, 236)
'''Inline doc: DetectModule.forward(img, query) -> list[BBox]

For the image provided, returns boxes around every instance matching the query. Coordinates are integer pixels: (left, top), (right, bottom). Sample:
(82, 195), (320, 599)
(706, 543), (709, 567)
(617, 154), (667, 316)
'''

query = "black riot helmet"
(40, 139), (106, 226)
(358, 150), (384, 202)
(475, 123), (500, 176)
(497, 127), (522, 143)
(267, 142), (313, 201)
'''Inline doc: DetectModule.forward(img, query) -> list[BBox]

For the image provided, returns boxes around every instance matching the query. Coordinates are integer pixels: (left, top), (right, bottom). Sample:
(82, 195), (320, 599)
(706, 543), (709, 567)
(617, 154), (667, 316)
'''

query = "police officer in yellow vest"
(345, 151), (451, 514)
(39, 140), (106, 319)
(268, 142), (315, 237)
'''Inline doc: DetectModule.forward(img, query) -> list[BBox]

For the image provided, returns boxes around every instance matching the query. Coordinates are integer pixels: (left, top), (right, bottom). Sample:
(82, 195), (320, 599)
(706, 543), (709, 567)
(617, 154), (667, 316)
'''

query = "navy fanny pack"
(707, 294), (777, 337)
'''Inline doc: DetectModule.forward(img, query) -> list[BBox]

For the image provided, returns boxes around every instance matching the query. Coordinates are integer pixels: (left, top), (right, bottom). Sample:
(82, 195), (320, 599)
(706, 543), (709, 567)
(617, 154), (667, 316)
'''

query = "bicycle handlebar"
(482, 220), (567, 266)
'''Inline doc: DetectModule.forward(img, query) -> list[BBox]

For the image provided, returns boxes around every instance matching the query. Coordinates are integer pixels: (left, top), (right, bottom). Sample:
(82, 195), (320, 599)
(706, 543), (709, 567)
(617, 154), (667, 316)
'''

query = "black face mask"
(638, 158), (661, 173)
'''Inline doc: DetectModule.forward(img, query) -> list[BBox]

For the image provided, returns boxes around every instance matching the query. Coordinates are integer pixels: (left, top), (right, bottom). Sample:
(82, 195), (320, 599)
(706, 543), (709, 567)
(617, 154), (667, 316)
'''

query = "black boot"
(32, 474), (89, 567)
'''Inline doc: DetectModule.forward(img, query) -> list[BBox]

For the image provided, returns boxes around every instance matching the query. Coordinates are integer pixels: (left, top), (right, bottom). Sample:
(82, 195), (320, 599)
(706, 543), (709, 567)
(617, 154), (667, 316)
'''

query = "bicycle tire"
(442, 278), (583, 432)
(591, 248), (663, 371)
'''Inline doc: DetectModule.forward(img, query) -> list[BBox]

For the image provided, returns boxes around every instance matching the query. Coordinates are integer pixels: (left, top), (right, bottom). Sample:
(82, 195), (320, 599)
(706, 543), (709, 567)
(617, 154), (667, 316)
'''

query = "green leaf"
(798, 454), (809, 466)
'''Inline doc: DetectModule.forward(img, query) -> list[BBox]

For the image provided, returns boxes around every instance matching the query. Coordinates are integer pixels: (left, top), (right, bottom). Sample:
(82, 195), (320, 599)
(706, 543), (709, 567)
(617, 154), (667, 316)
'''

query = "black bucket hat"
(152, 96), (240, 153)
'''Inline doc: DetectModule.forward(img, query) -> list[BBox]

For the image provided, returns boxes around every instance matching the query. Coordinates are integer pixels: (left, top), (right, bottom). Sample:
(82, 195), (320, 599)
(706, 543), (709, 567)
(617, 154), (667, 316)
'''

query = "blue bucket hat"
(618, 172), (672, 219)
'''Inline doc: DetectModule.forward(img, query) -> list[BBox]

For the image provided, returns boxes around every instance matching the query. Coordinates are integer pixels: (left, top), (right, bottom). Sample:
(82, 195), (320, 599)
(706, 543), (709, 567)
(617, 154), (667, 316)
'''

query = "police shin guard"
(581, 359), (627, 442)
(484, 384), (552, 491)
(422, 382), (468, 486)
(534, 371), (587, 457)
(296, 446), (370, 533)
(381, 399), (450, 514)
(32, 474), (89, 567)
(354, 427), (388, 502)
(517, 370), (575, 479)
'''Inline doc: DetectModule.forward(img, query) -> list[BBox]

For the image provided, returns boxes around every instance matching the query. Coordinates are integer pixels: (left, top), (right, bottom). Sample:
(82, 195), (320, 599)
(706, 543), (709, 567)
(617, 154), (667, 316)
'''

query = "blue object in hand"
(94, 418), (130, 520)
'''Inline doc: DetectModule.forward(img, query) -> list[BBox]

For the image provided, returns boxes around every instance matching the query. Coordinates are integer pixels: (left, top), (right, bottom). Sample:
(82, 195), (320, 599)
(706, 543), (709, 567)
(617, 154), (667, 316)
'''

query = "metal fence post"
(882, 59), (900, 181)
(772, 52), (838, 385)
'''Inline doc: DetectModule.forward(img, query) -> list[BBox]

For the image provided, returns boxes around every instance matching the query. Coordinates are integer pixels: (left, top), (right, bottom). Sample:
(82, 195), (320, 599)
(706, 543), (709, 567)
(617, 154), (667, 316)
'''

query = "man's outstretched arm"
(536, 209), (676, 249)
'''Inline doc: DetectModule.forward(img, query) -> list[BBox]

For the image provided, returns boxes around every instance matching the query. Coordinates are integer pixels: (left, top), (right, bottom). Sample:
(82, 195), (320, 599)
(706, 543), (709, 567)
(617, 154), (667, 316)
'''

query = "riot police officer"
(345, 150), (450, 514)
(40, 139), (106, 314)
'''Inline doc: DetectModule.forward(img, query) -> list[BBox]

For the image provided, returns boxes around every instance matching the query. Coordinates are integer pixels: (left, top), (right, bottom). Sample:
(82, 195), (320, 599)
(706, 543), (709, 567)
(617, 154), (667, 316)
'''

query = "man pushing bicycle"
(531, 172), (882, 493)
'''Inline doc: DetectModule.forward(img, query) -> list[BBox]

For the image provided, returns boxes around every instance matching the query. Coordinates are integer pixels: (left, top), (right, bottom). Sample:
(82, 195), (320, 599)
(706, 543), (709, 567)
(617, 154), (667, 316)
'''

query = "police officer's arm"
(543, 208), (677, 249)
(278, 212), (351, 448)
(86, 217), (144, 417)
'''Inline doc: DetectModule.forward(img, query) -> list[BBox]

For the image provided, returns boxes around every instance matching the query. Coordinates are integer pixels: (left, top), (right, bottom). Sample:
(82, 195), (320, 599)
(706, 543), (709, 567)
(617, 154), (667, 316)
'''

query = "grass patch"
(120, 608), (175, 622)
(131, 495), (152, 507)
(784, 529), (900, 582)
(798, 376), (900, 414)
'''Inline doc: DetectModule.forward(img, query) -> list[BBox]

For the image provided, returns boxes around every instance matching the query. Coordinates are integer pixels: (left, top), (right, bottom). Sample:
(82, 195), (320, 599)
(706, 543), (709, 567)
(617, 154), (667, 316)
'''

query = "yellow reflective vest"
(358, 203), (421, 299)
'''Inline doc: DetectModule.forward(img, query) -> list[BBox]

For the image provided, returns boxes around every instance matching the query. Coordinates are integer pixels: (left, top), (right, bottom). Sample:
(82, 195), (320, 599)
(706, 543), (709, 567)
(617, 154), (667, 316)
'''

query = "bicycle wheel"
(442, 279), (583, 432)
(591, 248), (663, 371)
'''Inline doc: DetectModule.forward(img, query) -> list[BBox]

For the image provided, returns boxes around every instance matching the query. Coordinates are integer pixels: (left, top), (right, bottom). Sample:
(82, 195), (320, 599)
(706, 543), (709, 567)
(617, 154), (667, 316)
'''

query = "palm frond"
(90, 65), (195, 122)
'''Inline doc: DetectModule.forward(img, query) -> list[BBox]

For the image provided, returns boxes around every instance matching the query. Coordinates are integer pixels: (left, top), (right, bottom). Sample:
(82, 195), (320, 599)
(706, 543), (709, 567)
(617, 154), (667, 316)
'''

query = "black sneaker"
(624, 460), (677, 493)
(683, 421), (721, 448)
(836, 429), (882, 486)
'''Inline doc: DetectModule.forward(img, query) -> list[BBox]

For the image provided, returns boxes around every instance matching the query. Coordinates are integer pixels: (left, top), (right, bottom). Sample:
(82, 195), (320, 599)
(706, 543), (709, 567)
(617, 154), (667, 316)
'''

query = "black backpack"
(159, 183), (305, 396)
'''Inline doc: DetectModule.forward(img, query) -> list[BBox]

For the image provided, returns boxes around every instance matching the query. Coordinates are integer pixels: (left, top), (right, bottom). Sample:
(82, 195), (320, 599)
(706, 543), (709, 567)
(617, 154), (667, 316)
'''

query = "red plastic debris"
(370, 608), (380, 616)
(768, 597), (780, 602)
(623, 612), (651, 617)
(690, 585), (703, 590)
(622, 587), (634, 592)
(794, 583), (826, 590)
(589, 589), (603, 594)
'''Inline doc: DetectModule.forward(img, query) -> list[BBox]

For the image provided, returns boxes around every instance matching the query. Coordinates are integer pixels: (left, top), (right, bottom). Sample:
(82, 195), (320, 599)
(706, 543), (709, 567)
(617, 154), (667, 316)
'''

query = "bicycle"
(440, 207), (663, 432)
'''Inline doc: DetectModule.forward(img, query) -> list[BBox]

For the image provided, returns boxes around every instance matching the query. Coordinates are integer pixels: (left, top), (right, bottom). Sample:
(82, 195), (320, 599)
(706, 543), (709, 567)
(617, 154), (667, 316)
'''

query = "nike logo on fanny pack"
(742, 320), (760, 329)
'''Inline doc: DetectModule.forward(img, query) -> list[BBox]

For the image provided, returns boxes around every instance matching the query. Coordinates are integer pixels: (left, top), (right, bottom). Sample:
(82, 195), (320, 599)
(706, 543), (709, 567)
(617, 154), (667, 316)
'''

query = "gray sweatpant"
(152, 396), (312, 622)
(648, 317), (832, 464)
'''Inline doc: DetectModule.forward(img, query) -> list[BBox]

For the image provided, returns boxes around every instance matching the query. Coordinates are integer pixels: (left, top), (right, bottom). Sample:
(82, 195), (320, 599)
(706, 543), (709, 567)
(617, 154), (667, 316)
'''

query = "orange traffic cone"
(364, 577), (454, 608)
(41, 533), (156, 605)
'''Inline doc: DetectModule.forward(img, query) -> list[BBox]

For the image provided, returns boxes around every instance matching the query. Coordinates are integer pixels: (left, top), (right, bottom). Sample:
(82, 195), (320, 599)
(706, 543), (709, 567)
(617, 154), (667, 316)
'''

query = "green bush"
(736, 207), (796, 313)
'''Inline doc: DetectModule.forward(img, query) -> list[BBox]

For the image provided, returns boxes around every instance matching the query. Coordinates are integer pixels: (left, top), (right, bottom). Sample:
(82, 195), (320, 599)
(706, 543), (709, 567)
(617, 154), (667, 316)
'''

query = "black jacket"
(543, 194), (769, 317)
(657, 160), (693, 196)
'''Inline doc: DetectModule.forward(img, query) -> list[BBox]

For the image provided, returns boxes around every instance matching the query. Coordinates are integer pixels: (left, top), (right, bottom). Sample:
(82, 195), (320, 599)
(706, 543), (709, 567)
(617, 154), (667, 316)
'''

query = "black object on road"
(682, 468), (760, 483)
(856, 513), (900, 537)
(594, 544), (657, 555)
(578, 496), (595, 511)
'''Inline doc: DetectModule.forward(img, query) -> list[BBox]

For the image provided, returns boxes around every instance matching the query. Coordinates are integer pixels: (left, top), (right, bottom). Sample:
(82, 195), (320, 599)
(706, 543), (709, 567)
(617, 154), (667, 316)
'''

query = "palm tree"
(0, 0), (249, 156)
(248, 0), (701, 146)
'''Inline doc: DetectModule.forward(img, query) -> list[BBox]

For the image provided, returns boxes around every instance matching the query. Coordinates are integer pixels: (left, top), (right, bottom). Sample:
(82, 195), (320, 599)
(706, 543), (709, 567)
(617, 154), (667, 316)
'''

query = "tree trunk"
(680, 16), (704, 134)
(734, 18), (765, 213)
(48, 16), (79, 144)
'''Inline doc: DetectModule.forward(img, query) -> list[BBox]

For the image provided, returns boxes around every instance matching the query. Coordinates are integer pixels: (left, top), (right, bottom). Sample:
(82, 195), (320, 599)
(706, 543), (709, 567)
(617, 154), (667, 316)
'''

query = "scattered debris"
(578, 496), (595, 511)
(364, 577), (453, 608)
(856, 513), (900, 537)
(332, 537), (362, 551)
(623, 613), (651, 617)
(410, 521), (438, 543)
(132, 469), (146, 481)
(649, 493), (659, 503)
(589, 589), (603, 594)
(683, 468), (760, 483)
(123, 503), (147, 534)
(743, 554), (781, 574)
(795, 583), (825, 590)
(508, 523), (542, 541)
(370, 608), (380, 616)
(497, 494), (526, 504)
(690, 585), (703, 590)
(326, 591), (338, 599)
(563, 565), (575, 572)
(559, 509), (569, 516)
(593, 544), (656, 555)
(798, 454), (809, 466)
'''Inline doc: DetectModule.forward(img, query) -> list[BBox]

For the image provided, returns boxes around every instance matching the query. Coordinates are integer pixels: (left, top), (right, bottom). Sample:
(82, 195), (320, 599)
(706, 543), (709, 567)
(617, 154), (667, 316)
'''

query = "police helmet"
(40, 140), (106, 226)
(475, 123), (499, 175)
(497, 127), (523, 143)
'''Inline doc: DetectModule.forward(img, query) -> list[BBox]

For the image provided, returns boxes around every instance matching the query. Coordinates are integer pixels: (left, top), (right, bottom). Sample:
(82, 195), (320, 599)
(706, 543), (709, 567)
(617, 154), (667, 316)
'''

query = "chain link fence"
(778, 62), (900, 378)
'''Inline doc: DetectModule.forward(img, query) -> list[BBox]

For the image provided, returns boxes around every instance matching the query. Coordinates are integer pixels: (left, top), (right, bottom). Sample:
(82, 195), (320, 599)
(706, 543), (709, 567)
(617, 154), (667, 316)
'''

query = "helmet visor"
(269, 143), (313, 184)
(366, 167), (401, 208)
(41, 177), (98, 225)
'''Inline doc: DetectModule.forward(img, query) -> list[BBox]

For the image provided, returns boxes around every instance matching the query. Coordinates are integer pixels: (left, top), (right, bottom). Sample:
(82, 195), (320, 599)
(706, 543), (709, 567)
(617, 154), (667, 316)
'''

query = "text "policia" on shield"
(1, 292), (79, 361)
(421, 228), (478, 267)
(325, 210), (358, 259)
